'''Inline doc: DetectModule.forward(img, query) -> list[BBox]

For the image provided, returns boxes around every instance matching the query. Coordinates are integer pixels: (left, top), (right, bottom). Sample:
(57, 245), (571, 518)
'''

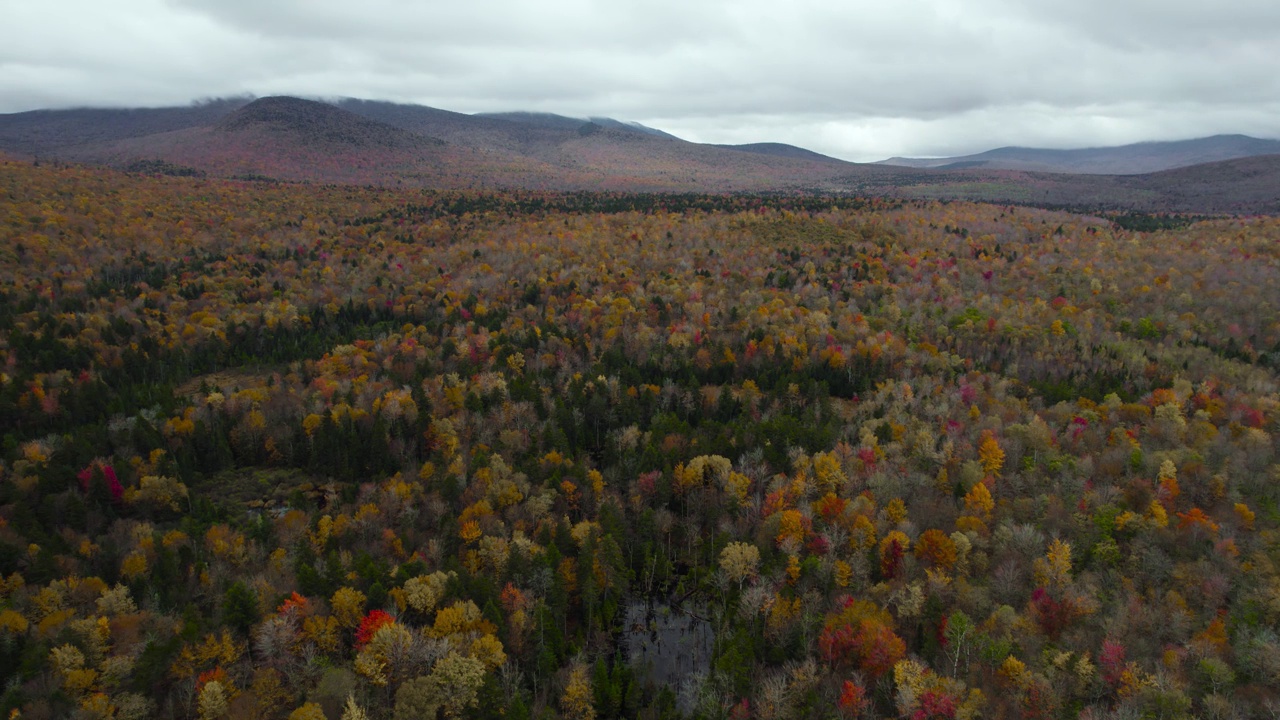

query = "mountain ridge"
(2, 96), (1278, 213)
(878, 134), (1280, 175)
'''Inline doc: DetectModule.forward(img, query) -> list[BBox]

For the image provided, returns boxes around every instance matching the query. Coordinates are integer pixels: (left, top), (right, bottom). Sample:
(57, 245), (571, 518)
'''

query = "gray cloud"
(2, 0), (1277, 160)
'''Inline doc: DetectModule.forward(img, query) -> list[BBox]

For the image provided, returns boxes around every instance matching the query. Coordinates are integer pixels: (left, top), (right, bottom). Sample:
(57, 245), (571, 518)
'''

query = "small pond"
(620, 600), (714, 707)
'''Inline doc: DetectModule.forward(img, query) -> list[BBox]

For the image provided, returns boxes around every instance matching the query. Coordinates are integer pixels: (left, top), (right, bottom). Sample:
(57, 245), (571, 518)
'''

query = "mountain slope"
(0, 95), (896, 191)
(879, 135), (1280, 175)
(54, 97), (480, 186)
(1122, 153), (1280, 213)
(215, 96), (441, 149)
(0, 97), (249, 156)
(715, 142), (844, 163)
(3, 96), (1276, 212)
(475, 111), (680, 140)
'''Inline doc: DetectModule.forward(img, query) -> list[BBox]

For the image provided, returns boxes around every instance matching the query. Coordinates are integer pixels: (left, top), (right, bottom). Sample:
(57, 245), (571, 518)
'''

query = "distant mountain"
(0, 95), (893, 192)
(877, 152), (1280, 214)
(215, 97), (440, 149)
(1121, 153), (1280, 213)
(0, 97), (250, 156)
(2, 95), (1276, 212)
(475, 111), (681, 140)
(46, 97), (467, 186)
(715, 142), (844, 163)
(878, 135), (1280, 175)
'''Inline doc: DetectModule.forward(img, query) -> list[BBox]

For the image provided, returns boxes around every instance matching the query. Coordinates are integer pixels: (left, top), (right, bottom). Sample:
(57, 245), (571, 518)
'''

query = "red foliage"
(354, 609), (394, 649)
(838, 679), (868, 717)
(277, 591), (309, 616)
(1095, 638), (1126, 681)
(78, 462), (123, 504)
(819, 623), (854, 664)
(815, 493), (848, 523)
(762, 488), (792, 517)
(636, 470), (660, 497)
(857, 447), (877, 469)
(1030, 587), (1073, 640)
(500, 583), (527, 614)
(1176, 507), (1219, 534)
(806, 534), (830, 556)
(855, 620), (906, 679)
(880, 537), (904, 580)
(913, 690), (958, 720)
(196, 666), (228, 692)
(1019, 677), (1059, 720)
(820, 618), (905, 680)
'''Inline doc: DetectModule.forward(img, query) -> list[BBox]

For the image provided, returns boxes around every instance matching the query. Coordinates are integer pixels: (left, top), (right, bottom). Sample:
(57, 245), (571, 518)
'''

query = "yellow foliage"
(894, 657), (985, 720)
(978, 433), (1004, 477)
(719, 542), (761, 584)
(430, 600), (484, 638)
(851, 514), (878, 548)
(886, 497), (907, 525)
(0, 609), (29, 635)
(490, 476), (524, 508)
(766, 596), (801, 635)
(355, 622), (414, 687)
(998, 655), (1029, 688)
(834, 560), (853, 588)
(302, 413), (324, 437)
(813, 451), (846, 492)
(50, 643), (87, 675)
(1235, 502), (1256, 530)
(330, 587), (367, 629)
(468, 633), (507, 670)
(459, 520), (482, 544)
(963, 481), (994, 519)
(723, 471), (751, 504)
(120, 552), (148, 581)
(131, 474), (189, 512)
(302, 615), (341, 654)
(775, 509), (807, 547)
(287, 702), (327, 720)
(1147, 499), (1169, 528)
(251, 668), (292, 718)
(1118, 666), (1154, 698)
(880, 530), (911, 557)
(173, 631), (244, 680)
(402, 572), (454, 615)
(204, 525), (248, 565)
(559, 557), (578, 595)
(1033, 538), (1073, 589)
(418, 461), (436, 482)
(37, 608), (75, 637)
(197, 680), (230, 720)
(561, 663), (596, 720)
(64, 667), (99, 694)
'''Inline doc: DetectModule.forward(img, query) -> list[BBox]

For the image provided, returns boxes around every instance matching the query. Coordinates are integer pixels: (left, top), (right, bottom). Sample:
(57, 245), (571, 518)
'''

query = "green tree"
(222, 581), (260, 634)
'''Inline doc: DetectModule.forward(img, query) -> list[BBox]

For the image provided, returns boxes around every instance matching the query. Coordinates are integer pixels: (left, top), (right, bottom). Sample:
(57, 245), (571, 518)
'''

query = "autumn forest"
(3, 158), (1280, 720)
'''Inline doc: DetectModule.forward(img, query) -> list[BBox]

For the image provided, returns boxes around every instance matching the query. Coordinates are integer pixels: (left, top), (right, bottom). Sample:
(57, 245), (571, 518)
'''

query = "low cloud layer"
(4, 0), (1278, 160)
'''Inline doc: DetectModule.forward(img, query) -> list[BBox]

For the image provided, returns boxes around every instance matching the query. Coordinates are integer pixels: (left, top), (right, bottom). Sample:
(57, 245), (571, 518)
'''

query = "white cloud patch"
(2, 0), (1278, 160)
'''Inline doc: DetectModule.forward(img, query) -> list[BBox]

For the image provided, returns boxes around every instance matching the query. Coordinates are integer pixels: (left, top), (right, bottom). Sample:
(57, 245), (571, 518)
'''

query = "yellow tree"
(978, 432), (1004, 477)
(720, 542), (761, 587)
(561, 662), (596, 720)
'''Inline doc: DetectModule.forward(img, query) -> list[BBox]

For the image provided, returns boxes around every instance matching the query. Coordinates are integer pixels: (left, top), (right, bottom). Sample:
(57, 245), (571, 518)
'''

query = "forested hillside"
(2, 159), (1280, 719)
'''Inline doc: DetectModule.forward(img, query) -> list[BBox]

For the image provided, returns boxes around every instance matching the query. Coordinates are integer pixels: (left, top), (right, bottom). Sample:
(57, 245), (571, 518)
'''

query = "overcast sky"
(3, 0), (1279, 161)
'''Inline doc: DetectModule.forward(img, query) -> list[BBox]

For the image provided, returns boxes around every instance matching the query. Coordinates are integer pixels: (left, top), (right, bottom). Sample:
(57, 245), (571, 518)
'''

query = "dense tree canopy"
(2, 158), (1280, 719)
